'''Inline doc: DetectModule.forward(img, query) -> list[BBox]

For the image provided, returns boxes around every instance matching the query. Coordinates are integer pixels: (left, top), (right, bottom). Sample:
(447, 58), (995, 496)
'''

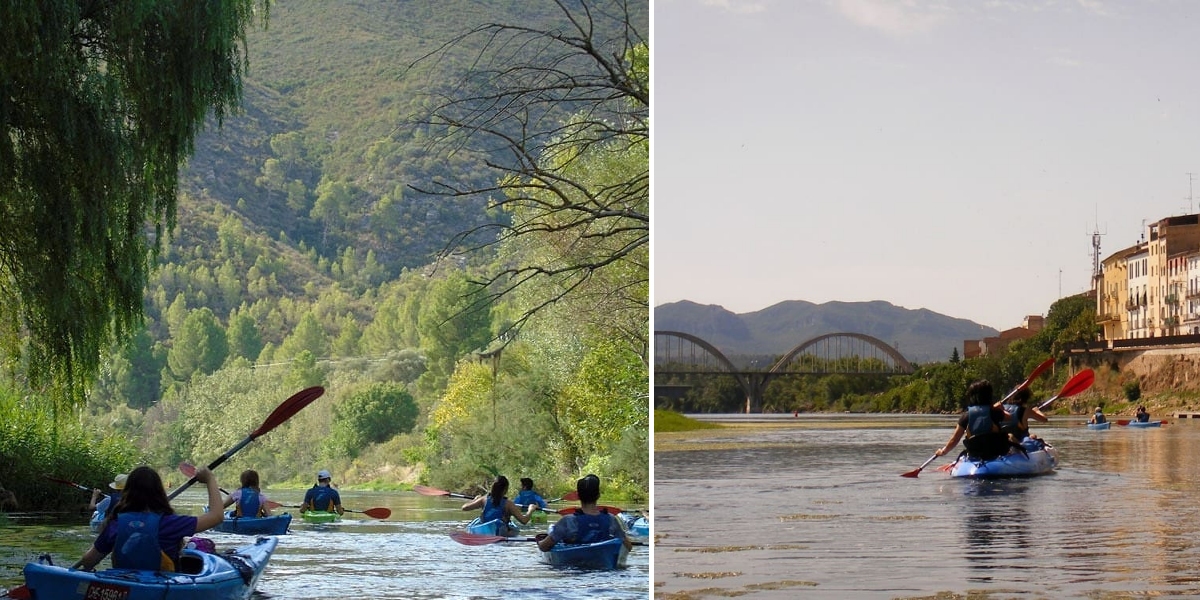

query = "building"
(1095, 214), (1200, 340)
(963, 315), (1045, 359)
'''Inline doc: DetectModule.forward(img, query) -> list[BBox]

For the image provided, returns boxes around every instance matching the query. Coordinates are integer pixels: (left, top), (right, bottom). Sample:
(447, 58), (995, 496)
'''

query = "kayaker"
(1135, 405), (1150, 423)
(998, 388), (1048, 447)
(934, 380), (1014, 462)
(302, 469), (343, 516)
(536, 474), (632, 552)
(71, 465), (224, 572)
(222, 469), (271, 517)
(88, 473), (125, 521)
(513, 477), (549, 511)
(1089, 407), (1107, 425)
(462, 475), (534, 536)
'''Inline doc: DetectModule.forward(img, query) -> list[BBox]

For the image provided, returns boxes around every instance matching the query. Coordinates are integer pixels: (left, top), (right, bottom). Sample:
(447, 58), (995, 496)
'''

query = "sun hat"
(317, 470), (332, 480)
(109, 474), (128, 490)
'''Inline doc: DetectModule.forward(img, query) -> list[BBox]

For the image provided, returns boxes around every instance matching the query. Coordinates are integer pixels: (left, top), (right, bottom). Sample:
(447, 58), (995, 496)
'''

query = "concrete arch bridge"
(654, 331), (915, 413)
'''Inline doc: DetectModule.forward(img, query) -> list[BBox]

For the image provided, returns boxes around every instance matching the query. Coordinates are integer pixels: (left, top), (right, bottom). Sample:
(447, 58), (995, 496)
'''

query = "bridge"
(654, 331), (915, 413)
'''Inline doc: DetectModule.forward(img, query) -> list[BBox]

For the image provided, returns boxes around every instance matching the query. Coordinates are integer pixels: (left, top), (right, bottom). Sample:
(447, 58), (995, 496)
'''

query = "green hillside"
(2, 0), (649, 505)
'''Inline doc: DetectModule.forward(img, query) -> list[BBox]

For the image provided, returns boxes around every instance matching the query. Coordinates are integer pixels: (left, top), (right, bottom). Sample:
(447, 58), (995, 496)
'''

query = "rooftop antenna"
(1189, 172), (1196, 213)
(1089, 211), (1106, 279)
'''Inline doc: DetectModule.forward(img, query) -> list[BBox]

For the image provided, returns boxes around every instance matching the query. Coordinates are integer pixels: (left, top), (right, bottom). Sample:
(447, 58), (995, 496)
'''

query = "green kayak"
(301, 510), (341, 524)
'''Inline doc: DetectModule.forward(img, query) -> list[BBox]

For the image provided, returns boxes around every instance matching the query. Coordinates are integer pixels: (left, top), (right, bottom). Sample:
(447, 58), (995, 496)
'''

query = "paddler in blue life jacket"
(462, 475), (534, 537)
(71, 465), (224, 572)
(1089, 407), (1107, 425)
(302, 470), (343, 516)
(1135, 405), (1150, 423)
(537, 474), (632, 552)
(997, 388), (1048, 449)
(222, 469), (271, 517)
(513, 477), (549, 511)
(934, 380), (1016, 462)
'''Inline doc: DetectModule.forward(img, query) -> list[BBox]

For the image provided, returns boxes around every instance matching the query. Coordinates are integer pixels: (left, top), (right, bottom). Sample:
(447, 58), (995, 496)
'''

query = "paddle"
(276, 503), (391, 519)
(4, 584), (29, 599)
(899, 454), (940, 479)
(1034, 369), (1096, 411)
(168, 386), (325, 500)
(413, 484), (474, 500)
(999, 357), (1055, 404)
(42, 475), (92, 493)
(449, 532), (646, 546)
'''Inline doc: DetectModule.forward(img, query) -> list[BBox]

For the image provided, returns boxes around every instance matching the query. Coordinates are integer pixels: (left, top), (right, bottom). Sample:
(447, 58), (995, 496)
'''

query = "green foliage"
(1124, 380), (1142, 402)
(0, 384), (141, 511)
(327, 383), (418, 459)
(167, 307), (229, 382)
(0, 0), (268, 407)
(653, 409), (722, 432)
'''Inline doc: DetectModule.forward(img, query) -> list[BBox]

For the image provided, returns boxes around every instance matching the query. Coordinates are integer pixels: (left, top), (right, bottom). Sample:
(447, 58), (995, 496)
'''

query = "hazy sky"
(653, 0), (1200, 330)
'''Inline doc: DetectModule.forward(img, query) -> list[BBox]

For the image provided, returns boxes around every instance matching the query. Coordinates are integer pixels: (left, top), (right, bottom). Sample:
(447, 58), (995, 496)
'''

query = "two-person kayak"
(947, 442), (1058, 479)
(21, 536), (277, 600)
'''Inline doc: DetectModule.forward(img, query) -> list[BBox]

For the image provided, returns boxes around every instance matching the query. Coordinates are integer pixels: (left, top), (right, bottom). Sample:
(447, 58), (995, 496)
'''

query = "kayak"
(540, 537), (628, 570)
(530, 511), (548, 525)
(949, 444), (1058, 479)
(213, 511), (292, 535)
(300, 510), (340, 524)
(22, 535), (277, 600)
(466, 517), (511, 536)
(1087, 422), (1111, 430)
(1126, 420), (1162, 428)
(619, 513), (649, 538)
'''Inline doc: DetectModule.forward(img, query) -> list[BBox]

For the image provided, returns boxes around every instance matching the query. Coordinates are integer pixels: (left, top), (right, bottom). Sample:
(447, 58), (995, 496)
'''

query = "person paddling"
(72, 465), (223, 572)
(1089, 406), (1107, 425)
(998, 387), (1048, 449)
(513, 477), (549, 511)
(301, 469), (343, 516)
(462, 475), (534, 537)
(537, 474), (632, 552)
(935, 380), (1015, 462)
(1135, 405), (1150, 423)
(222, 469), (271, 518)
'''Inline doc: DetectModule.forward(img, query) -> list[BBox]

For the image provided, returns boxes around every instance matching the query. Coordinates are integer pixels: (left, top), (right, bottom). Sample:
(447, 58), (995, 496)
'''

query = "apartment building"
(1095, 214), (1200, 340)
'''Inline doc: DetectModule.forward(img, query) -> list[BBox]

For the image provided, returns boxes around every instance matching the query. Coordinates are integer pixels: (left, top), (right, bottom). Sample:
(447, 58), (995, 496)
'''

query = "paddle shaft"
(999, 357), (1054, 404)
(1035, 369), (1095, 411)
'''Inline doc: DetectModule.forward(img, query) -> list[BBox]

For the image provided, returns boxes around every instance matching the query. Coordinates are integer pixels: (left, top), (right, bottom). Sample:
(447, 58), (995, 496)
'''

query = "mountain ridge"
(654, 299), (1000, 364)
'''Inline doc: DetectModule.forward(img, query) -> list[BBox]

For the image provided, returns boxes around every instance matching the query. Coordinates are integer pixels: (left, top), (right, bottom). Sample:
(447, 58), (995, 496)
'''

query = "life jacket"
(1136, 412), (1150, 423)
(1000, 404), (1027, 438)
(573, 510), (614, 544)
(305, 485), (337, 512)
(965, 405), (997, 438)
(513, 490), (543, 508)
(481, 496), (508, 525)
(113, 512), (173, 571)
(1093, 412), (1107, 424)
(235, 487), (262, 518)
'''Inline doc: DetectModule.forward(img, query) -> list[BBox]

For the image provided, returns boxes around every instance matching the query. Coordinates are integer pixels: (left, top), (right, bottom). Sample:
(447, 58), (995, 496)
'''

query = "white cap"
(317, 470), (332, 480)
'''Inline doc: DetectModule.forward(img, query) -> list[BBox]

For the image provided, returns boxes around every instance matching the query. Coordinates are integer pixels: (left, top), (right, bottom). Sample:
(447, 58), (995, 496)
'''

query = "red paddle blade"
(251, 386), (325, 438)
(7, 585), (30, 600)
(899, 469), (920, 478)
(450, 532), (508, 545)
(179, 461), (197, 477)
(1059, 369), (1095, 398)
(413, 485), (450, 497)
(562, 490), (580, 501)
(362, 507), (391, 519)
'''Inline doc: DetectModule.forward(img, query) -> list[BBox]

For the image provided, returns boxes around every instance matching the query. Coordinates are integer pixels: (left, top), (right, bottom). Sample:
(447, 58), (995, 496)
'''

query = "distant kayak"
(214, 511), (292, 535)
(300, 510), (340, 524)
(1087, 422), (1111, 430)
(1126, 420), (1162, 428)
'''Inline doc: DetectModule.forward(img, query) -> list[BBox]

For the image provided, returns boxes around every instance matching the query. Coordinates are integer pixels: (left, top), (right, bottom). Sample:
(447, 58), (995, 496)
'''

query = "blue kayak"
(949, 444), (1058, 479)
(618, 513), (649, 538)
(22, 536), (277, 600)
(467, 517), (509, 536)
(1087, 422), (1111, 430)
(1126, 420), (1162, 428)
(213, 511), (291, 535)
(541, 537), (628, 570)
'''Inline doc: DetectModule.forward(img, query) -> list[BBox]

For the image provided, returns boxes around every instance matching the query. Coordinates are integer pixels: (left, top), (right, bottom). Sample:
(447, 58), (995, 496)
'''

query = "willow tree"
(0, 1), (267, 407)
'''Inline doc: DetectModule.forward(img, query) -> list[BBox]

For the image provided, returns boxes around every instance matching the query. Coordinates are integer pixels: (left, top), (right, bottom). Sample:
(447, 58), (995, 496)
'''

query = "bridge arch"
(654, 331), (742, 374)
(772, 332), (914, 373)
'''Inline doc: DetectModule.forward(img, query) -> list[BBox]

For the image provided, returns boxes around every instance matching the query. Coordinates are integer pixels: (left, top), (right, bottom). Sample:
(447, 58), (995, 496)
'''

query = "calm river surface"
(655, 414), (1200, 599)
(0, 490), (649, 599)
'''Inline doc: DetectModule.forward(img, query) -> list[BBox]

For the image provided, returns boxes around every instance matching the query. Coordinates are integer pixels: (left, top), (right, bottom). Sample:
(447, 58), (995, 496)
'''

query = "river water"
(654, 414), (1200, 599)
(0, 490), (649, 599)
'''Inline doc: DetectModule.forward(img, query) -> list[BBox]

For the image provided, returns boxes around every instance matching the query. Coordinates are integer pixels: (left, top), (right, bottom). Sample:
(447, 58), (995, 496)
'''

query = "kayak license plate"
(83, 581), (131, 600)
